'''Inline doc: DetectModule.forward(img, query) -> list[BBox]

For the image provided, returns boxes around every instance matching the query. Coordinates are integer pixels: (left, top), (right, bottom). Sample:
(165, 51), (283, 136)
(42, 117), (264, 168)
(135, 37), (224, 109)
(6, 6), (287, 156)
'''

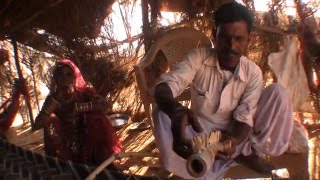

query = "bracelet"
(167, 103), (184, 119)
(76, 102), (93, 112)
(42, 96), (61, 115)
(50, 97), (60, 105)
(41, 109), (51, 116)
(75, 103), (79, 112)
(84, 103), (88, 111)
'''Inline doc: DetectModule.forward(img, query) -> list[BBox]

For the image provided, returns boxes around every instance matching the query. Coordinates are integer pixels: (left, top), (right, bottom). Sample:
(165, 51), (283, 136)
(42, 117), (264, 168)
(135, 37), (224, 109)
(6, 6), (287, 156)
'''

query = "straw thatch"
(0, 0), (116, 42)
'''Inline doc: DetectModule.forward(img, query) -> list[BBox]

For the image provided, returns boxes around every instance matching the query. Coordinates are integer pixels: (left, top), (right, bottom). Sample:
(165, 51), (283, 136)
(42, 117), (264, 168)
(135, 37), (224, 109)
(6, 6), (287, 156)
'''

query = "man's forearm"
(230, 120), (252, 145)
(154, 83), (181, 117)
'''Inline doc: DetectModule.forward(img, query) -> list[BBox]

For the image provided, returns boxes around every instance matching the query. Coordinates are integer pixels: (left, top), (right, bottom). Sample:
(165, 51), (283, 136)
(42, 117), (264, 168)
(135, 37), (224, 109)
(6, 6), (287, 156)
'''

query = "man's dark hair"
(214, 2), (253, 33)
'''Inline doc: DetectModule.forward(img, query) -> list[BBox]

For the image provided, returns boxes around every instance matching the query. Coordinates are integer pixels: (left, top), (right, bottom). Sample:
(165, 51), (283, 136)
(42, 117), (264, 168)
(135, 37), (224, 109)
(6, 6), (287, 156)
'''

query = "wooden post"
(294, 0), (320, 116)
(294, 0), (305, 25)
(141, 0), (152, 52)
(12, 40), (34, 126)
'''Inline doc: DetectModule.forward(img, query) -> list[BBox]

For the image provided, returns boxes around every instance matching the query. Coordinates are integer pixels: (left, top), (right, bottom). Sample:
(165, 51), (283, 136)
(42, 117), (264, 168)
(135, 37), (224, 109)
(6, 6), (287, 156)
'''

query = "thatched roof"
(0, 0), (116, 42)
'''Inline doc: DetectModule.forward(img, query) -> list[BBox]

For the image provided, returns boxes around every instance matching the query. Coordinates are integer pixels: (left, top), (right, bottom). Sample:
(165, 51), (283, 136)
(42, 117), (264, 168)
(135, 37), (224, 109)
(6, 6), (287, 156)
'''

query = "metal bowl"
(107, 113), (129, 128)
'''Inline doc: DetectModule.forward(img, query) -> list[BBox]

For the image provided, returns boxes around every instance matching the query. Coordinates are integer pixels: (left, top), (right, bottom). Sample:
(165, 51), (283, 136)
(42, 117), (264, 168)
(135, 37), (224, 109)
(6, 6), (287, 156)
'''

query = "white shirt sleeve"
(158, 48), (206, 98)
(233, 65), (263, 127)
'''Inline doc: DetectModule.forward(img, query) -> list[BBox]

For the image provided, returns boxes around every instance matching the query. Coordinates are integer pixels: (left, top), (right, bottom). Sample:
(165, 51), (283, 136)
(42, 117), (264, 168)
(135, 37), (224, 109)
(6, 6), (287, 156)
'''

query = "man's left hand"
(216, 135), (238, 160)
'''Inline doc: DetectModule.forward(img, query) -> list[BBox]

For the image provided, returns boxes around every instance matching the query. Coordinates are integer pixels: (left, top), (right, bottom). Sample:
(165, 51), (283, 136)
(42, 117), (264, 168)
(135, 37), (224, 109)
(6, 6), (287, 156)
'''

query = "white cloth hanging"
(268, 37), (314, 112)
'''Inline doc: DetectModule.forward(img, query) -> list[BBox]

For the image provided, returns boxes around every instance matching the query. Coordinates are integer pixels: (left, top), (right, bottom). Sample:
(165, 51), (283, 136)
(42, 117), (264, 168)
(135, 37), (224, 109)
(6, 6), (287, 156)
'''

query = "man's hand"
(170, 105), (203, 159)
(216, 121), (252, 161)
(154, 83), (203, 159)
(216, 135), (237, 160)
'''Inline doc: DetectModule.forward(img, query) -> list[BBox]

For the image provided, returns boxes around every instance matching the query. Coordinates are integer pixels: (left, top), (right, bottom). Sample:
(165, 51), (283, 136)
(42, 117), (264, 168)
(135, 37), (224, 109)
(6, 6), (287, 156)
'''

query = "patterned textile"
(0, 138), (157, 179)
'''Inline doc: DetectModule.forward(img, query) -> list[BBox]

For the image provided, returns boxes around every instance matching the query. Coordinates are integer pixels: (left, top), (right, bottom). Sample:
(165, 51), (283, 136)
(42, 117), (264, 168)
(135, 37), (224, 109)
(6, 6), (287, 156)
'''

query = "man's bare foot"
(235, 154), (275, 174)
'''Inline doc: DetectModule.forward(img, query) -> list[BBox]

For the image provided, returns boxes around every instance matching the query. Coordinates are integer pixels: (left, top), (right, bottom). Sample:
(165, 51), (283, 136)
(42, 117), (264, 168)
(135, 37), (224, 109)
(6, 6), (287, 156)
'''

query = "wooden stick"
(12, 40), (34, 126)
(86, 152), (156, 180)
(141, 0), (152, 52)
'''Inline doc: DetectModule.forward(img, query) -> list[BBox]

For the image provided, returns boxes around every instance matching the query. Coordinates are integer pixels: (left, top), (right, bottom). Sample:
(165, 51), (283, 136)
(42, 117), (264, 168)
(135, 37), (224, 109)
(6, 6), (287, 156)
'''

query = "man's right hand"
(170, 105), (203, 159)
(154, 83), (203, 159)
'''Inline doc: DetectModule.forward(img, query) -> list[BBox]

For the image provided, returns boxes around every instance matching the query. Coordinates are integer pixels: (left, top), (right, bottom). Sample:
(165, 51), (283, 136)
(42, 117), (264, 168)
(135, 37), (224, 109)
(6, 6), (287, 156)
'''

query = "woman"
(34, 59), (121, 165)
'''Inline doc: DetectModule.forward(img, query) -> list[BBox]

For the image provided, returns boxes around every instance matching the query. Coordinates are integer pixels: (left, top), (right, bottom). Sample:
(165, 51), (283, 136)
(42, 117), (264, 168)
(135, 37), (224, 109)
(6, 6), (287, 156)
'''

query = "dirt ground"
(5, 116), (320, 180)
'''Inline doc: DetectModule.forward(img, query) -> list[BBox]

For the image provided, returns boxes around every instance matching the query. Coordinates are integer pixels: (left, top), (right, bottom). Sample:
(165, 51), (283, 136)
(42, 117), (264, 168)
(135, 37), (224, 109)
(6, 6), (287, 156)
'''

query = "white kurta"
(153, 48), (293, 179)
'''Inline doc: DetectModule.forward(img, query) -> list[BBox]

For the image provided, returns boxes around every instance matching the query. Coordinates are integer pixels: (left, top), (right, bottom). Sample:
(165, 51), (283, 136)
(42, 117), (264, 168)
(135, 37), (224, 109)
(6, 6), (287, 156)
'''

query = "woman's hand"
(33, 95), (60, 130)
(33, 113), (49, 131)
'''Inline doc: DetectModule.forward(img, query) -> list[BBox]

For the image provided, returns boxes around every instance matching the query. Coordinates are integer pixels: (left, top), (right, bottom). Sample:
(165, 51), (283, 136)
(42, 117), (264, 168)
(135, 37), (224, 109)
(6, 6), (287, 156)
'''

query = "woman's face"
(54, 64), (75, 90)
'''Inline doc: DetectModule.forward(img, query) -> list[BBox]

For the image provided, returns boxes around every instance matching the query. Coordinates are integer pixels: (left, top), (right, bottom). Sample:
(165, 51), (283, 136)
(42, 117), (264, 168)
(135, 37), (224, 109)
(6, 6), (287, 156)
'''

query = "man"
(153, 2), (293, 179)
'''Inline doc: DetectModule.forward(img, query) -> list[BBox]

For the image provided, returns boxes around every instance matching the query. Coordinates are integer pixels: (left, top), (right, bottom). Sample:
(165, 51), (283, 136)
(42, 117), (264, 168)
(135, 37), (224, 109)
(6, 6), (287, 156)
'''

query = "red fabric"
(0, 92), (20, 131)
(44, 59), (121, 165)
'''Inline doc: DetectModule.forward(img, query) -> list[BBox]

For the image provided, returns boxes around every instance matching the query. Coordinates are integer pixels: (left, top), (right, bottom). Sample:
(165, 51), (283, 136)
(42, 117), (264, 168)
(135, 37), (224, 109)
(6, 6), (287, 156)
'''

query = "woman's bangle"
(41, 109), (51, 116)
(75, 102), (93, 112)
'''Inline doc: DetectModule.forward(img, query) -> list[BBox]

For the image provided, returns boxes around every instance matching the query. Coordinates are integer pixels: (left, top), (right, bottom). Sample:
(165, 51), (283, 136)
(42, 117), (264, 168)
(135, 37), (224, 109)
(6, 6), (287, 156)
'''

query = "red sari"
(43, 59), (121, 165)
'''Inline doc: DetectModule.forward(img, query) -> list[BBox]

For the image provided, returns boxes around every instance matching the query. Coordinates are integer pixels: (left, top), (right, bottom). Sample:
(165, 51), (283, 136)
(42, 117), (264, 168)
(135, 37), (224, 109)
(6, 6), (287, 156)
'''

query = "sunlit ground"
(6, 108), (320, 179)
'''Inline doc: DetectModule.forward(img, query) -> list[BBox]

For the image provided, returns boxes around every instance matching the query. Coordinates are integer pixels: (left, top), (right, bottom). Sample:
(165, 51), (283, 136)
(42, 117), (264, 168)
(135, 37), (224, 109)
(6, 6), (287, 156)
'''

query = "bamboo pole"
(12, 40), (34, 127)
(141, 0), (152, 52)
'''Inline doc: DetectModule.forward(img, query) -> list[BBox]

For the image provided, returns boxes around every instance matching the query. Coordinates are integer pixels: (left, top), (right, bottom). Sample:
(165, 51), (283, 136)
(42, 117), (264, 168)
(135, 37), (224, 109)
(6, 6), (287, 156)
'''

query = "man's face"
(215, 20), (251, 65)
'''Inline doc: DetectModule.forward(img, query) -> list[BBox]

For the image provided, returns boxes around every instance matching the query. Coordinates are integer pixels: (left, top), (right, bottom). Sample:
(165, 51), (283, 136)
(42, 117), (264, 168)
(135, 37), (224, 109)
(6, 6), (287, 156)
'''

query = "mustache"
(223, 49), (240, 56)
